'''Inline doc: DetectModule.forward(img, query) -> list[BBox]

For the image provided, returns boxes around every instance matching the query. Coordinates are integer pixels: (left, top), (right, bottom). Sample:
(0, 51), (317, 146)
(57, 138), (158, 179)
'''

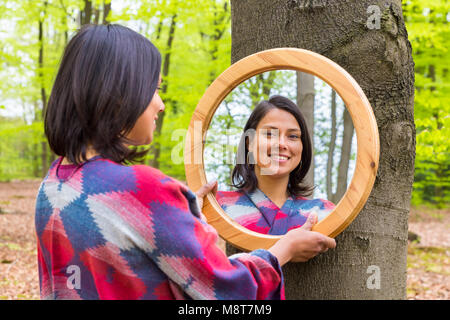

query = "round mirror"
(185, 48), (379, 251)
(204, 70), (356, 236)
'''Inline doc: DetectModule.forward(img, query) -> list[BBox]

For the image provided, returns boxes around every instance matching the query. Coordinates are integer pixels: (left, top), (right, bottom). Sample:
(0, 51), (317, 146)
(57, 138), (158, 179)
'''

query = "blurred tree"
(297, 71), (315, 191)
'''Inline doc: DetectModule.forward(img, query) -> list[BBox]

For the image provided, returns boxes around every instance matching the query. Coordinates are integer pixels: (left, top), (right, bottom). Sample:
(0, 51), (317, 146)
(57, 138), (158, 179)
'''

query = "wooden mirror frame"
(184, 48), (379, 251)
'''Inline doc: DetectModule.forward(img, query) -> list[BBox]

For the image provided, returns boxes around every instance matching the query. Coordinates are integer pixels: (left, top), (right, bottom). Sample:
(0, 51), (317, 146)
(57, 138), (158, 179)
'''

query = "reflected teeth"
(271, 155), (289, 160)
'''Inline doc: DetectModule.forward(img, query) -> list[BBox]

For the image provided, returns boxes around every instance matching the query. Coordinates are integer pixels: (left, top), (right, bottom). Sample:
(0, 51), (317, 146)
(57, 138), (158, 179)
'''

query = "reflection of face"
(249, 108), (302, 177)
(126, 75), (164, 145)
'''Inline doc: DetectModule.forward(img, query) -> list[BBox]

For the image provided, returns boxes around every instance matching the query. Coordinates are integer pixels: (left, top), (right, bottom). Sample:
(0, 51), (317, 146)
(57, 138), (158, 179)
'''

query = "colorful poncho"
(35, 157), (284, 300)
(216, 188), (335, 235)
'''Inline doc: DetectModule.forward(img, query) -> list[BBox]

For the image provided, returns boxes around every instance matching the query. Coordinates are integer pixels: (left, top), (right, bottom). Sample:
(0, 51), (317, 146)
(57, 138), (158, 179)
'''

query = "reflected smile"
(269, 154), (290, 161)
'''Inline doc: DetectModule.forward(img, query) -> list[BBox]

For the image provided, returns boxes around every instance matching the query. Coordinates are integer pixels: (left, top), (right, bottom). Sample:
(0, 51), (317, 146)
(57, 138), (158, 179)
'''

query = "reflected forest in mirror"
(205, 70), (356, 203)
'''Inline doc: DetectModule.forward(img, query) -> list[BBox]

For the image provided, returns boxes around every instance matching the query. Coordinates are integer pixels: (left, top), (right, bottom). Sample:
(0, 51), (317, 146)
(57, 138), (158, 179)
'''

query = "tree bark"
(229, 0), (415, 299)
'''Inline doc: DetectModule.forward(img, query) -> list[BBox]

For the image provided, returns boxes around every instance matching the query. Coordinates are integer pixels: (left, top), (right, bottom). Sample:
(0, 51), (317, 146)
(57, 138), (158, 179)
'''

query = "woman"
(216, 96), (335, 235)
(35, 24), (336, 300)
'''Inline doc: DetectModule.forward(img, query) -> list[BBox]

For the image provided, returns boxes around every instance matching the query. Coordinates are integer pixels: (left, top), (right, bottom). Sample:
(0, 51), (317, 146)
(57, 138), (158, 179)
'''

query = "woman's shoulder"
(131, 164), (187, 190)
(76, 159), (190, 203)
(131, 163), (174, 183)
(130, 164), (195, 208)
(82, 158), (178, 187)
(77, 160), (196, 215)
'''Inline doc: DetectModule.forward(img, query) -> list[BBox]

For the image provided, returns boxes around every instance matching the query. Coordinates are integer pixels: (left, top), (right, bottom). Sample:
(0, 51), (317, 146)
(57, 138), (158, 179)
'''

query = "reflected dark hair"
(45, 24), (161, 165)
(231, 95), (314, 197)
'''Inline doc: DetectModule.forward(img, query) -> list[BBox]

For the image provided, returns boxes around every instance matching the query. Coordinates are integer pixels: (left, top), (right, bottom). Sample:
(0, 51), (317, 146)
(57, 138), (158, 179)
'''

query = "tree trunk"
(80, 0), (92, 26)
(149, 14), (177, 169)
(247, 71), (276, 107)
(38, 5), (48, 177)
(426, 64), (442, 203)
(103, 0), (111, 25)
(202, 0), (230, 83)
(335, 108), (354, 202)
(326, 89), (337, 201)
(93, 7), (99, 25)
(229, 0), (415, 299)
(297, 71), (315, 195)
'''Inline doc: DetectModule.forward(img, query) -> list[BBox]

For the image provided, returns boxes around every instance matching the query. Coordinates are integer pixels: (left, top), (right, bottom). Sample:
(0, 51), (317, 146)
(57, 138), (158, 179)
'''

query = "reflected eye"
(262, 130), (278, 137)
(264, 132), (278, 139)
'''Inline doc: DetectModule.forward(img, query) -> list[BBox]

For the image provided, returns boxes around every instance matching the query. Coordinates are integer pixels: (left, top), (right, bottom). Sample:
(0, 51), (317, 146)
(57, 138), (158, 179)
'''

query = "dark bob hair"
(231, 95), (314, 197)
(45, 24), (161, 165)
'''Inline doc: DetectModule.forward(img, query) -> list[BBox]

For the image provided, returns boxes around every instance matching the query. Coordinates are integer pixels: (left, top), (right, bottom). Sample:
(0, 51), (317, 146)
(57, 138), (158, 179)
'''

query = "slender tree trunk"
(297, 72), (315, 194)
(149, 14), (177, 169)
(199, 0), (230, 84)
(38, 4), (48, 177)
(261, 71), (275, 98)
(229, 0), (415, 299)
(335, 108), (354, 202)
(93, 8), (100, 25)
(103, 0), (111, 24)
(224, 102), (234, 182)
(33, 101), (40, 177)
(427, 64), (442, 202)
(326, 90), (337, 201)
(248, 71), (276, 107)
(80, 0), (92, 26)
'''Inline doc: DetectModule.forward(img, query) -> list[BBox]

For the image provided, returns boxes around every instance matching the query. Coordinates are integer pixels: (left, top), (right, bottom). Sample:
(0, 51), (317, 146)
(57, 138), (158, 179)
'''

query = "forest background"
(0, 0), (448, 208)
(0, 0), (449, 300)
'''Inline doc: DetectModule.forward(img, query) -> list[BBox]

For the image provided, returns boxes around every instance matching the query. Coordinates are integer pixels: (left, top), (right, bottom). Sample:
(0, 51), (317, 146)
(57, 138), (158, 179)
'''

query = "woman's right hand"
(194, 180), (218, 222)
(268, 213), (336, 266)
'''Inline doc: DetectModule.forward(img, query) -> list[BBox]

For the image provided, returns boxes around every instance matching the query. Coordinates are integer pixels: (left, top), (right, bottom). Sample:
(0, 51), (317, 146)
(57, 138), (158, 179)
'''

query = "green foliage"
(110, 0), (231, 180)
(0, 0), (231, 182)
(404, 0), (450, 207)
(0, 117), (45, 180)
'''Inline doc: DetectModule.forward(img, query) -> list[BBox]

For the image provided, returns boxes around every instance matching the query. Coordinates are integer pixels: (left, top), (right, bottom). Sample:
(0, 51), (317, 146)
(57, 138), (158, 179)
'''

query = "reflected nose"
(270, 139), (287, 157)
(277, 135), (288, 150)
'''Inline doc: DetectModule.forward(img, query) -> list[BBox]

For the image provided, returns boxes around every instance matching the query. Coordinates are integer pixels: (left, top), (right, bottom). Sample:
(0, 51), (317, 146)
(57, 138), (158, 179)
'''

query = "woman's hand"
(268, 213), (336, 266)
(195, 180), (218, 221)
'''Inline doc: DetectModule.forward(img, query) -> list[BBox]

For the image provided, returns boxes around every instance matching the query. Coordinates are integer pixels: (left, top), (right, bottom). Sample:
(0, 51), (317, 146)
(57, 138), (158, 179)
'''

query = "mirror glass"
(204, 70), (356, 235)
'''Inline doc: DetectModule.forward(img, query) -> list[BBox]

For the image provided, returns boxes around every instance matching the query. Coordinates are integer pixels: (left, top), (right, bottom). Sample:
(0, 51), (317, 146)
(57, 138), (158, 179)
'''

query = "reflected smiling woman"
(216, 95), (335, 235)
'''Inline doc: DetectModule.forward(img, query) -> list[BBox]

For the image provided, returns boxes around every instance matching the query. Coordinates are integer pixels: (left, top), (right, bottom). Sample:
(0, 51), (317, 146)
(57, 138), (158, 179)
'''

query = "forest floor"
(0, 180), (448, 300)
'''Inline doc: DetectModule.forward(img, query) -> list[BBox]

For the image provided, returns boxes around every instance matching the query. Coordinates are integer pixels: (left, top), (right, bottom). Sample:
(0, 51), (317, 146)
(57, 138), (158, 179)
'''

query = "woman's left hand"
(195, 180), (218, 221)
